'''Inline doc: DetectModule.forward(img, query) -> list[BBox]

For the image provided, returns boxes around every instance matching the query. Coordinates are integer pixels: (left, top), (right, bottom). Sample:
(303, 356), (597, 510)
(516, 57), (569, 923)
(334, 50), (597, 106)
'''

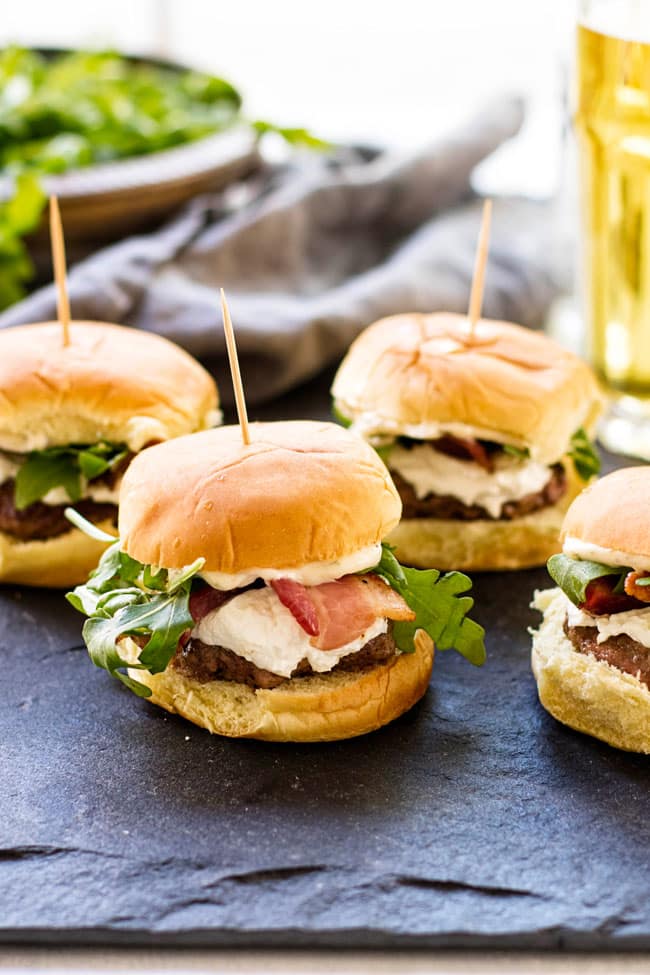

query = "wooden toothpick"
(220, 288), (251, 445)
(467, 198), (492, 339)
(49, 196), (71, 347)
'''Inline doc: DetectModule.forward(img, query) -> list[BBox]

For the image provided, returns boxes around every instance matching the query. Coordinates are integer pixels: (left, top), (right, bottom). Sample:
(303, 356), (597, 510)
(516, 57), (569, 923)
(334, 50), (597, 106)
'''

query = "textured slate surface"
(2, 373), (650, 949)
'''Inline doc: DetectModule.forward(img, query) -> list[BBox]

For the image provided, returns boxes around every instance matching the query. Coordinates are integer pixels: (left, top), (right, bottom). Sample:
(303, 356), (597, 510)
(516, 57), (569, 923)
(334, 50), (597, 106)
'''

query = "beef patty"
(0, 480), (117, 541)
(173, 625), (397, 689)
(565, 620), (650, 689)
(391, 462), (567, 521)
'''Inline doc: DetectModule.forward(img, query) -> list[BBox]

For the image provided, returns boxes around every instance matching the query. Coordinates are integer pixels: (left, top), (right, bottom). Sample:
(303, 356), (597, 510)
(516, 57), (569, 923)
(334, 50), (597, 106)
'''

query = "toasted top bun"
(119, 421), (402, 572)
(560, 466), (650, 563)
(0, 321), (219, 453)
(331, 312), (603, 463)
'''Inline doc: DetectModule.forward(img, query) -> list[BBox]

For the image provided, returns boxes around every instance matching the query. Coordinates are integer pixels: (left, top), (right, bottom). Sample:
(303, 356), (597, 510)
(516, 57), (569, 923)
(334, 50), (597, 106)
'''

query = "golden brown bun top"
(119, 421), (402, 572)
(0, 322), (219, 452)
(561, 466), (650, 557)
(331, 312), (603, 463)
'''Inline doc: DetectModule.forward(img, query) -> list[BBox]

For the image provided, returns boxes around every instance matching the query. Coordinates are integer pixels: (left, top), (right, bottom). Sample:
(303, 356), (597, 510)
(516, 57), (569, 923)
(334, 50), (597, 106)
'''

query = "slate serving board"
(2, 371), (649, 950)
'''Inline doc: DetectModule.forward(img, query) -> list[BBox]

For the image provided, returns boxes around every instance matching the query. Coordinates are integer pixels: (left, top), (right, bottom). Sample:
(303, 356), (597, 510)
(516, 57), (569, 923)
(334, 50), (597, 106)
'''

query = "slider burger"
(0, 322), (218, 587)
(67, 421), (486, 742)
(533, 467), (650, 753)
(331, 312), (603, 571)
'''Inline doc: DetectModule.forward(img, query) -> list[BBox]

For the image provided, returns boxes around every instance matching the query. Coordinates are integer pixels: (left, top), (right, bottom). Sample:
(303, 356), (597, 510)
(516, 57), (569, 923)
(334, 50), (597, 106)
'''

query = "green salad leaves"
(67, 519), (204, 697)
(503, 444), (530, 460)
(567, 428), (600, 481)
(0, 171), (46, 310)
(547, 553), (628, 606)
(0, 46), (325, 309)
(373, 544), (486, 665)
(13, 442), (127, 510)
(68, 519), (485, 698)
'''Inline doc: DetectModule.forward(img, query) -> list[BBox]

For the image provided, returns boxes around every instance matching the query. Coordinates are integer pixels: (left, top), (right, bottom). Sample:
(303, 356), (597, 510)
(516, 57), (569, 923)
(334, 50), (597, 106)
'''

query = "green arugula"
(547, 553), (628, 606)
(66, 513), (204, 696)
(0, 172), (46, 310)
(373, 544), (486, 665)
(0, 46), (326, 309)
(252, 120), (331, 150)
(14, 442), (127, 510)
(331, 404), (352, 428)
(568, 428), (600, 481)
(503, 444), (531, 460)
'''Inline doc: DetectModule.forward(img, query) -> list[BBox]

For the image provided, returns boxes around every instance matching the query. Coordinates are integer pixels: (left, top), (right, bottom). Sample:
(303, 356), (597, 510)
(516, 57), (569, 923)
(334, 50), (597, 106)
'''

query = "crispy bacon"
(272, 574), (414, 651)
(270, 579), (320, 636)
(189, 584), (236, 623)
(432, 435), (493, 472)
(624, 571), (650, 604)
(581, 576), (644, 616)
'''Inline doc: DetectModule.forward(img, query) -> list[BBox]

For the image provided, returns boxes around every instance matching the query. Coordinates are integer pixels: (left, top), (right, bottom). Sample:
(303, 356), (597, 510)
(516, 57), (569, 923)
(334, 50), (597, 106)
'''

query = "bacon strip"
(624, 571), (650, 604)
(189, 584), (237, 622)
(432, 434), (493, 472)
(581, 576), (643, 616)
(272, 574), (414, 651)
(271, 578), (319, 636)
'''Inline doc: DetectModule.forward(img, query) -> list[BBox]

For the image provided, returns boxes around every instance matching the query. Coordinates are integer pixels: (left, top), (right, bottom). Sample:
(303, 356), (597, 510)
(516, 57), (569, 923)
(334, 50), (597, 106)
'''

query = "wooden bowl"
(0, 49), (261, 270)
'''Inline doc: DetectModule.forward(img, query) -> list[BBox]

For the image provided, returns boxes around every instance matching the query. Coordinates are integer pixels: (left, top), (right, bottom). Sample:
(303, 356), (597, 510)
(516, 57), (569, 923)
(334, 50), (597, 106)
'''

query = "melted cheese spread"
(193, 586), (388, 677)
(389, 443), (551, 519)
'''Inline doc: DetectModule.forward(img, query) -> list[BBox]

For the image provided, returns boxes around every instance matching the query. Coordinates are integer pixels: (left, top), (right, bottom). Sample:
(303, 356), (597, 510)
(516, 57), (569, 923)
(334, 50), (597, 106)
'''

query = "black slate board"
(2, 371), (649, 949)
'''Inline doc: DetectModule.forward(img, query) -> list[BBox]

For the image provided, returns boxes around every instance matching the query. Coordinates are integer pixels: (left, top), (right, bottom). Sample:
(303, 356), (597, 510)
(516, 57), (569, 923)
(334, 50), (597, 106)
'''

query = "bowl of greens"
(0, 46), (321, 310)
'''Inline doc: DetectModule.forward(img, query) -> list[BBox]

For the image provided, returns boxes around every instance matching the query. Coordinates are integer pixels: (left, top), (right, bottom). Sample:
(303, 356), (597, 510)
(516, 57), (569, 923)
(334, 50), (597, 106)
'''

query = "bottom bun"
(387, 461), (584, 571)
(124, 633), (434, 742)
(0, 522), (114, 588)
(531, 587), (650, 753)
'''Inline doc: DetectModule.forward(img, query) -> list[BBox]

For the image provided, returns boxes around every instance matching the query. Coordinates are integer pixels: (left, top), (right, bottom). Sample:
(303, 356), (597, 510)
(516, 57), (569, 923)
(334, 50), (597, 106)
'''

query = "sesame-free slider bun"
(560, 466), (650, 561)
(532, 587), (650, 754)
(0, 322), (219, 454)
(0, 518), (117, 588)
(118, 421), (402, 573)
(121, 630), (434, 742)
(388, 457), (584, 571)
(332, 312), (603, 463)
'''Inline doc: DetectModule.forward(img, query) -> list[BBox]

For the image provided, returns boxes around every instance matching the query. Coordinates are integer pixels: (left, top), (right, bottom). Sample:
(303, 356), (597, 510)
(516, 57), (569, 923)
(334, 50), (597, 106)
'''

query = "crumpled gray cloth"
(0, 97), (568, 405)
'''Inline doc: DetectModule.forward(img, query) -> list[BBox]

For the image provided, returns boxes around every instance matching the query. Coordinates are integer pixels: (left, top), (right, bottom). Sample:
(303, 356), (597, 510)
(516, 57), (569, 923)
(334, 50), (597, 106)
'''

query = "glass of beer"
(576, 0), (650, 458)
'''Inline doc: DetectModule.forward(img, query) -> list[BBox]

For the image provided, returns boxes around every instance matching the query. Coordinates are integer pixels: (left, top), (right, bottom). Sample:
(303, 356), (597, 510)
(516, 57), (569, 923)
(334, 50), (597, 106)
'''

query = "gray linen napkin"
(0, 97), (568, 404)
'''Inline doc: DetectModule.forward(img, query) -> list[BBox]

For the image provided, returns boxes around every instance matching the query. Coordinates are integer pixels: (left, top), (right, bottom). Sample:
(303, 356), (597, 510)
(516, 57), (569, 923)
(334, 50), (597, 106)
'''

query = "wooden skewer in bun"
(49, 196), (71, 347)
(220, 288), (251, 445)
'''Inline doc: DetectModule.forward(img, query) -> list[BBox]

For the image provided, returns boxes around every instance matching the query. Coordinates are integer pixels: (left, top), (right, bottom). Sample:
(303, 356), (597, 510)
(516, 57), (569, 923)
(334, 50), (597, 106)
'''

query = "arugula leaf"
(64, 506), (117, 542)
(374, 441), (394, 464)
(143, 565), (169, 591)
(0, 46), (326, 310)
(372, 543), (486, 665)
(568, 428), (600, 481)
(0, 172), (46, 310)
(13, 442), (126, 510)
(252, 120), (331, 150)
(503, 444), (530, 460)
(374, 542), (406, 587)
(67, 538), (205, 696)
(331, 404), (352, 428)
(547, 553), (626, 606)
(15, 450), (82, 508)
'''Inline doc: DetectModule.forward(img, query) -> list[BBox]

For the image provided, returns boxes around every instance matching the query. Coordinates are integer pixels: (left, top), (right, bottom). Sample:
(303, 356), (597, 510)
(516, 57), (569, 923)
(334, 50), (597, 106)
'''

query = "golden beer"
(576, 3), (650, 417)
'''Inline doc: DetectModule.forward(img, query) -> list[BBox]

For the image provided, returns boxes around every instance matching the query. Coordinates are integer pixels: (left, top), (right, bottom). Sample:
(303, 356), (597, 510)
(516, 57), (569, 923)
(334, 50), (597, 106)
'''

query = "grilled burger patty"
(565, 620), (650, 689)
(0, 480), (117, 541)
(391, 463), (567, 521)
(173, 625), (398, 689)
